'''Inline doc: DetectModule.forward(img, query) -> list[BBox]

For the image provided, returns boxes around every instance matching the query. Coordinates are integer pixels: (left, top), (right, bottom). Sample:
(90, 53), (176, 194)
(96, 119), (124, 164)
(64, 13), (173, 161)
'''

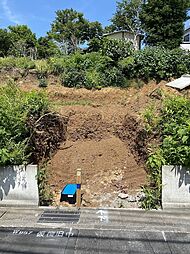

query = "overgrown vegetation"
(1, 45), (190, 89)
(0, 83), (67, 205)
(0, 83), (48, 165)
(119, 47), (190, 82)
(37, 165), (54, 206)
(141, 96), (190, 209)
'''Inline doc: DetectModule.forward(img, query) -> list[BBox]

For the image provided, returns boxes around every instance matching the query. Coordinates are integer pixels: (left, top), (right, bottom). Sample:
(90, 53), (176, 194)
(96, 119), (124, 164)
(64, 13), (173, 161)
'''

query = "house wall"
(180, 43), (190, 51)
(180, 29), (190, 50)
(104, 32), (141, 50)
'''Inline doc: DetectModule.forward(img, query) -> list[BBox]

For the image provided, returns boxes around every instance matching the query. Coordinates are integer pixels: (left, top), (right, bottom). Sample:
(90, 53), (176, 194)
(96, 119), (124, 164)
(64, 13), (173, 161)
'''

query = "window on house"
(184, 34), (190, 42)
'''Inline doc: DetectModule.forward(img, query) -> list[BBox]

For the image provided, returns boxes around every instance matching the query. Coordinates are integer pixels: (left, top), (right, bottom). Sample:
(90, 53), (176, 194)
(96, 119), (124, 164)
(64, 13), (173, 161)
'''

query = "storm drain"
(38, 210), (80, 223)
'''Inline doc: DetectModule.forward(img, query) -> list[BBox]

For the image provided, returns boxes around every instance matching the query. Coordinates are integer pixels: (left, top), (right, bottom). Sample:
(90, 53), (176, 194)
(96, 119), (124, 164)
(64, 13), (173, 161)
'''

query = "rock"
(127, 195), (136, 202)
(136, 192), (146, 201)
(118, 193), (128, 199)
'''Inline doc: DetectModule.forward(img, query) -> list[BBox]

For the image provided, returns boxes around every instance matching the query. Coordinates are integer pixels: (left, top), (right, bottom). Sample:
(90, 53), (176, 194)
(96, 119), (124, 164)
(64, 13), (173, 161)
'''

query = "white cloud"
(1, 0), (20, 24)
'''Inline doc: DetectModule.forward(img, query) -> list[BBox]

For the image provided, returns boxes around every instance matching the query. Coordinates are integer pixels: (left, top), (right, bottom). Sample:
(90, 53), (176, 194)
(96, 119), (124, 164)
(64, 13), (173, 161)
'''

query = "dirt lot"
(17, 76), (182, 208)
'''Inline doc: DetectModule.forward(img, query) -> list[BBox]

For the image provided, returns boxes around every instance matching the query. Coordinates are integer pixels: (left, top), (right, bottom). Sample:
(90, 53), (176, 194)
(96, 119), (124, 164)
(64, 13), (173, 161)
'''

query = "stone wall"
(162, 165), (190, 209)
(0, 165), (39, 206)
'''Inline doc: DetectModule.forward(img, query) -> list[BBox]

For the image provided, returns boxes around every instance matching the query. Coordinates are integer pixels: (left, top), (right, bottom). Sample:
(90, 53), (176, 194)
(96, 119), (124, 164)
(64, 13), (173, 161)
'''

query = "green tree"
(0, 29), (12, 57)
(49, 8), (103, 54)
(37, 36), (61, 59)
(106, 0), (143, 49)
(140, 0), (190, 49)
(8, 25), (37, 58)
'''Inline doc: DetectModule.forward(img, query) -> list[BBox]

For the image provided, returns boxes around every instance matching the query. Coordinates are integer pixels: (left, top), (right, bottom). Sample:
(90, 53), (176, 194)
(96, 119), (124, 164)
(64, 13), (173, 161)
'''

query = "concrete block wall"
(162, 165), (190, 209)
(0, 165), (39, 206)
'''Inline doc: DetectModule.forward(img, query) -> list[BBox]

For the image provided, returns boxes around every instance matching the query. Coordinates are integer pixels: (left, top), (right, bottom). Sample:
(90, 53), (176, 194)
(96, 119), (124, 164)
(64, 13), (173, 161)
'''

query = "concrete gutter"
(0, 207), (190, 232)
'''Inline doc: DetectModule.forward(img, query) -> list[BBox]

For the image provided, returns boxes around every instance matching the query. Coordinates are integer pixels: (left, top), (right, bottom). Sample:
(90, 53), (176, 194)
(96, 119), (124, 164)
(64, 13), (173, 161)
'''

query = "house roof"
(184, 27), (190, 34)
(103, 30), (141, 37)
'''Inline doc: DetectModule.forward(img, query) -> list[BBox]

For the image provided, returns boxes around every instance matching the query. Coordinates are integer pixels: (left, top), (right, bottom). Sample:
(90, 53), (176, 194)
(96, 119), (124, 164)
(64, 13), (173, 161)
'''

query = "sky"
(0, 0), (117, 38)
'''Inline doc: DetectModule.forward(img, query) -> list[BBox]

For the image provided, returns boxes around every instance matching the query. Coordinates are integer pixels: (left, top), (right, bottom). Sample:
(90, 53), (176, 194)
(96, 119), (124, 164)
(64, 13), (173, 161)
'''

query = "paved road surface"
(0, 227), (190, 253)
(0, 208), (190, 253)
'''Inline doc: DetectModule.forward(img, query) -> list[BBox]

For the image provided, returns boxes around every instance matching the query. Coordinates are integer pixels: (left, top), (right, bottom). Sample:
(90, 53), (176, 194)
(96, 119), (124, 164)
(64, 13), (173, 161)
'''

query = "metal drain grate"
(38, 210), (80, 223)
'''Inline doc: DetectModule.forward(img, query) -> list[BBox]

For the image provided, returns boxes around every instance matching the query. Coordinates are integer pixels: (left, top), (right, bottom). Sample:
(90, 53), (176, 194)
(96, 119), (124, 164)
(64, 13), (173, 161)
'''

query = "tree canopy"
(37, 36), (61, 59)
(106, 0), (143, 35)
(0, 29), (12, 57)
(8, 25), (37, 58)
(140, 0), (190, 49)
(49, 8), (103, 54)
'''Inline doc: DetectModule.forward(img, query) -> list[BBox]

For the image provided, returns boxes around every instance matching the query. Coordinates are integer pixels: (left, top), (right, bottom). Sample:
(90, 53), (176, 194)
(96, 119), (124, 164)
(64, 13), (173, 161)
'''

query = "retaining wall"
(162, 165), (190, 209)
(0, 165), (39, 206)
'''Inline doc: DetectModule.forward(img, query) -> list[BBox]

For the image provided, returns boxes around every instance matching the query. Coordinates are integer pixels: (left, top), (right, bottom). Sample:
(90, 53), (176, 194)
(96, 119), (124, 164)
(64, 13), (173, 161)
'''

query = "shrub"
(88, 37), (134, 62)
(142, 95), (190, 209)
(119, 47), (190, 82)
(48, 57), (67, 75)
(60, 52), (127, 88)
(0, 83), (49, 165)
(35, 59), (50, 79)
(0, 57), (35, 70)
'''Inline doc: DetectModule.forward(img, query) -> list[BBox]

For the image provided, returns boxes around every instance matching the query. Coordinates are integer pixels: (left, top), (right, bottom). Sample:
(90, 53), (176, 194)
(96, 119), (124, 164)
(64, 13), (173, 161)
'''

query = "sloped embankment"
(45, 83), (175, 208)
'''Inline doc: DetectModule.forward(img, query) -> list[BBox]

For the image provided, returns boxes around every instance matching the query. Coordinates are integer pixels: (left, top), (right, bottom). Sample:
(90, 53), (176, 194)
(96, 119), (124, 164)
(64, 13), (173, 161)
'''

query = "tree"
(49, 8), (103, 54)
(0, 29), (12, 57)
(106, 0), (143, 49)
(8, 25), (37, 58)
(140, 0), (190, 49)
(37, 36), (61, 59)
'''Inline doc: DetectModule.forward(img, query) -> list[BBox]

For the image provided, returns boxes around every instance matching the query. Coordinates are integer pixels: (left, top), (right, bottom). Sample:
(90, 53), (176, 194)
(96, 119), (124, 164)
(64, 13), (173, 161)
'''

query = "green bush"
(142, 95), (190, 209)
(161, 96), (190, 166)
(119, 47), (190, 82)
(0, 57), (35, 70)
(60, 52), (127, 88)
(0, 83), (49, 165)
(35, 59), (50, 79)
(88, 37), (134, 62)
(48, 57), (67, 75)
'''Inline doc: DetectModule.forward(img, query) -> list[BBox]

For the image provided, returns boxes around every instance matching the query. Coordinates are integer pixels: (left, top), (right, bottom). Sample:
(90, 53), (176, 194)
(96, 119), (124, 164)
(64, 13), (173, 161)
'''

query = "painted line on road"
(162, 231), (167, 242)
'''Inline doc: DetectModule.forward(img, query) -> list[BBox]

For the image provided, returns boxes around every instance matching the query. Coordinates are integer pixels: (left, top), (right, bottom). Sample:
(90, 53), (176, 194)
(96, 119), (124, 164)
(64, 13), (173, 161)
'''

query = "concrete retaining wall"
(0, 165), (39, 206)
(162, 165), (190, 209)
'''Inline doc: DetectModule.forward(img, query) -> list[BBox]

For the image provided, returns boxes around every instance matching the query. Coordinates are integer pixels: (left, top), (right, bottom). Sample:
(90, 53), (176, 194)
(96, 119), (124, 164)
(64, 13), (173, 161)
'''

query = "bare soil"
(13, 74), (183, 207)
(46, 82), (175, 207)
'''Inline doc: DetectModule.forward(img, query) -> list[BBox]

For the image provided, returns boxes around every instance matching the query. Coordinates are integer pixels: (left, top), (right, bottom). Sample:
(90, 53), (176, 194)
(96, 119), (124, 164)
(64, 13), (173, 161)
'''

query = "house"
(180, 27), (190, 50)
(103, 30), (141, 50)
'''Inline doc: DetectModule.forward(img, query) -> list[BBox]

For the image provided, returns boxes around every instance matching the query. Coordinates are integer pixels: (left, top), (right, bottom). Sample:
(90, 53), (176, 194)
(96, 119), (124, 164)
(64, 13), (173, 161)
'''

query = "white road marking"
(96, 210), (109, 223)
(162, 231), (167, 242)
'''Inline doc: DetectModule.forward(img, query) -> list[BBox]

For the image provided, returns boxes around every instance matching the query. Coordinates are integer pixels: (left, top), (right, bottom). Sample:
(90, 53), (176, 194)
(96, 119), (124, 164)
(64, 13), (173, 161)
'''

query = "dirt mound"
(27, 112), (68, 163)
(116, 115), (148, 162)
(48, 136), (146, 207)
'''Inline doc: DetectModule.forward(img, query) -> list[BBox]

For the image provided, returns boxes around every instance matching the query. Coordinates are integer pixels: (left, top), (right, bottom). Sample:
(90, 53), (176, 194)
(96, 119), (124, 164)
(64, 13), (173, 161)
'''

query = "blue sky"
(0, 0), (117, 38)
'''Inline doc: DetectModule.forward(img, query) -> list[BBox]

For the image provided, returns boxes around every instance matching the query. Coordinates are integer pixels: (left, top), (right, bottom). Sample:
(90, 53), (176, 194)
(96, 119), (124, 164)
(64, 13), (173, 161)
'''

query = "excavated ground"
(17, 75), (183, 208)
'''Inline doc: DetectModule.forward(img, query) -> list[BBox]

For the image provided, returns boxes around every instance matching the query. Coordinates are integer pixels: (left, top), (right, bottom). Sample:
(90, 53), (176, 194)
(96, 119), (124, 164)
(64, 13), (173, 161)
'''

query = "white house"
(180, 28), (190, 50)
(103, 30), (141, 50)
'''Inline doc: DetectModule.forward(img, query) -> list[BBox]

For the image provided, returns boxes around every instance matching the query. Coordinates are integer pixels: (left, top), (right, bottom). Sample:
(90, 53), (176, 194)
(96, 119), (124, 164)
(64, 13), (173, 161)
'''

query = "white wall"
(162, 165), (190, 209)
(0, 165), (39, 206)
(180, 43), (190, 51)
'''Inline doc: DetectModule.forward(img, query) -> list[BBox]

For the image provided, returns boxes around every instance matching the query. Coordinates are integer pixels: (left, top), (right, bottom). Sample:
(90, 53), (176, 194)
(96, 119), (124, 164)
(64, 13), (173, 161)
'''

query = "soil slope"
(19, 79), (182, 208)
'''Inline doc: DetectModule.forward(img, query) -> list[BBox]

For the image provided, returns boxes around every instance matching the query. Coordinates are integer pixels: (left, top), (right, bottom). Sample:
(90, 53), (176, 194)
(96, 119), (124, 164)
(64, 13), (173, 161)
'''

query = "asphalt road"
(0, 227), (190, 254)
(0, 208), (190, 253)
